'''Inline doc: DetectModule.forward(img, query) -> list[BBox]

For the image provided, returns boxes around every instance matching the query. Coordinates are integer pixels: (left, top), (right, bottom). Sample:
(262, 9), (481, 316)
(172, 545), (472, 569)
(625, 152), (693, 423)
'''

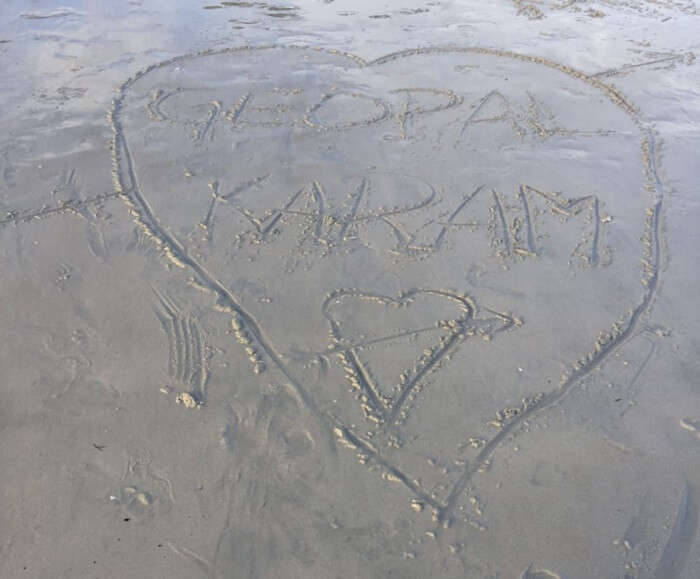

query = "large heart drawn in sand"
(111, 46), (662, 524)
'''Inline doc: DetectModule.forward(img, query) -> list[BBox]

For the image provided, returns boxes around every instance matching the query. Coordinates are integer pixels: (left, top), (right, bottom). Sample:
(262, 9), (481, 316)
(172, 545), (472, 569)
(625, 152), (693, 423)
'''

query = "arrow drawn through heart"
(321, 288), (518, 428)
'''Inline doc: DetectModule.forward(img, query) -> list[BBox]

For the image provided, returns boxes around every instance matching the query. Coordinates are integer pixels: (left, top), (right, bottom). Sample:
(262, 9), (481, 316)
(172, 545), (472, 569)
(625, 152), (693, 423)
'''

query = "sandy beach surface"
(1, 1), (699, 578)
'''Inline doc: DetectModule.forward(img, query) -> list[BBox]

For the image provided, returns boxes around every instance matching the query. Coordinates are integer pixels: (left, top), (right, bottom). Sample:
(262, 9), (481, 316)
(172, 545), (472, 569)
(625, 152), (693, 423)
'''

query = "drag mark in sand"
(0, 191), (120, 228)
(152, 287), (209, 404)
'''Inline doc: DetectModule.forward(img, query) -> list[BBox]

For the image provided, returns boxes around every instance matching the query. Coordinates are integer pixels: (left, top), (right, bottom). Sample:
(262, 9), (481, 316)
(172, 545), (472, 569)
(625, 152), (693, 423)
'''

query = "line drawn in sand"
(111, 46), (666, 535)
(0, 165), (119, 232)
(512, 0), (699, 19)
(592, 52), (696, 79)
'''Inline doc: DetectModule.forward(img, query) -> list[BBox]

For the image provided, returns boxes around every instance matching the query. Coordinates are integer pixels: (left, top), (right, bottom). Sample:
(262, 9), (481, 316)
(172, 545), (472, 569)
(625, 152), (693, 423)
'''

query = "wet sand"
(1, 2), (699, 578)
